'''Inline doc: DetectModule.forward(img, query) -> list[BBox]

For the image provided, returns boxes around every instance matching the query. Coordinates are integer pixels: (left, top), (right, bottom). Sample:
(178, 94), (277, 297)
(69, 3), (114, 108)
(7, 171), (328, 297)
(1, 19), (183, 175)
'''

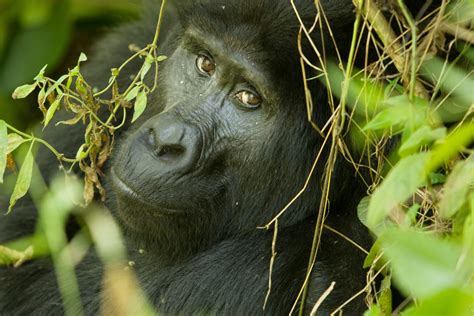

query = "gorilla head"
(108, 0), (351, 262)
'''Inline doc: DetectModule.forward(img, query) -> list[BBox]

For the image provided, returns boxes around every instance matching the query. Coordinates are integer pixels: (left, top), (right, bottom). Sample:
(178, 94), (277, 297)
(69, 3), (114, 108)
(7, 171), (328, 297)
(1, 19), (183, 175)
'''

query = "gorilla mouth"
(109, 168), (184, 215)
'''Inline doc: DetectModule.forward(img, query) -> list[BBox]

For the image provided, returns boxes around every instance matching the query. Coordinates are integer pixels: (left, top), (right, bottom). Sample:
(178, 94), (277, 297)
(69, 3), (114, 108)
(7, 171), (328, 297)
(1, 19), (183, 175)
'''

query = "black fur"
(0, 0), (371, 314)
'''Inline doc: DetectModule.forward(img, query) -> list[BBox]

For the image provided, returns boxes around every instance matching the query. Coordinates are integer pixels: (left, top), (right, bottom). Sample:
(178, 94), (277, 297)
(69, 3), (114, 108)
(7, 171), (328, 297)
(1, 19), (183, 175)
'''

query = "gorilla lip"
(110, 168), (184, 215)
(110, 168), (148, 203)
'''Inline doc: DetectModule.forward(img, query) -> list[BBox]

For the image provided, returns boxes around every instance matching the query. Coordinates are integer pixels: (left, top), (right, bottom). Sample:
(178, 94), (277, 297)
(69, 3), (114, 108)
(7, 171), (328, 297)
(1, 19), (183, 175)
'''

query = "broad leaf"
(402, 288), (474, 316)
(398, 126), (446, 156)
(380, 229), (469, 299)
(367, 153), (430, 229)
(439, 155), (474, 218)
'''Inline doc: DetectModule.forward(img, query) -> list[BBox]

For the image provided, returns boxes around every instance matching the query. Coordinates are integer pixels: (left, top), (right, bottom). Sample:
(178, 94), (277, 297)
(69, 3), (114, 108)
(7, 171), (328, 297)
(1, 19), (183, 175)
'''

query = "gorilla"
(0, 0), (371, 314)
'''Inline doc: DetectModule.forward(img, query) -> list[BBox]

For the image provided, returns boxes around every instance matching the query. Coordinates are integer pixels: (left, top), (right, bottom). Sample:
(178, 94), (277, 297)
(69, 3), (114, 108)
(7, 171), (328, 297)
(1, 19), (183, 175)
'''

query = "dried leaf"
(37, 87), (47, 115)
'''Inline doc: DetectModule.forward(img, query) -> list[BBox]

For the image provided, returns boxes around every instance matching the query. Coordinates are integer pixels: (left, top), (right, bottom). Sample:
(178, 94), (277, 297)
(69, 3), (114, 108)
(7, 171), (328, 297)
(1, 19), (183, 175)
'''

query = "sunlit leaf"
(439, 155), (474, 218)
(44, 98), (62, 127)
(34, 64), (48, 81)
(425, 124), (474, 173)
(125, 85), (141, 101)
(0, 245), (34, 267)
(367, 153), (430, 229)
(359, 194), (400, 236)
(12, 83), (37, 99)
(0, 120), (7, 183)
(44, 74), (68, 98)
(156, 55), (168, 62)
(7, 133), (27, 154)
(8, 143), (35, 213)
(380, 229), (470, 299)
(132, 90), (147, 123)
(398, 126), (446, 156)
(422, 57), (474, 107)
(363, 305), (383, 316)
(402, 289), (473, 316)
(75, 144), (88, 160)
(140, 54), (154, 81)
(78, 53), (88, 63)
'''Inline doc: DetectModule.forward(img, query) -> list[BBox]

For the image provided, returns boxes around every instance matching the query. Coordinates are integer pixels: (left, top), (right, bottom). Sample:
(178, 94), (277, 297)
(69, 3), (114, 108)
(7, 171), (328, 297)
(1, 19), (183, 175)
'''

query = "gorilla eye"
(196, 54), (216, 76)
(235, 90), (262, 108)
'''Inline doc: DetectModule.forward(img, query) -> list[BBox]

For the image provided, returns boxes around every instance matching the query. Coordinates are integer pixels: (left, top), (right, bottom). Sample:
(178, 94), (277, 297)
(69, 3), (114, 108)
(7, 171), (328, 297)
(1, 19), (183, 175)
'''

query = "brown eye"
(235, 90), (262, 108)
(196, 54), (215, 76)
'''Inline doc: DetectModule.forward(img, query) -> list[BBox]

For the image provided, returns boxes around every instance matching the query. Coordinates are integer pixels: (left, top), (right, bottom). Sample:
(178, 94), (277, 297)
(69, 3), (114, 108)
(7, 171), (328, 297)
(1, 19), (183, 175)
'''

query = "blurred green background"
(0, 0), (141, 129)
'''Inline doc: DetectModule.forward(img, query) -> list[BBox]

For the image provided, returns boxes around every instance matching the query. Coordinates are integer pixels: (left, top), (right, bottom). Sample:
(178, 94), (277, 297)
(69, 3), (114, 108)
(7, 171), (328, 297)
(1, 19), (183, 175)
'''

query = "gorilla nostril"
(156, 144), (185, 160)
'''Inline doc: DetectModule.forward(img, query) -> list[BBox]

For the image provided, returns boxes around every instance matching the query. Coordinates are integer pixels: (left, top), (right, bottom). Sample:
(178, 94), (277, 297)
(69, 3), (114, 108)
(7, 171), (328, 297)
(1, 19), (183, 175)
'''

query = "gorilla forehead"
(179, 0), (315, 70)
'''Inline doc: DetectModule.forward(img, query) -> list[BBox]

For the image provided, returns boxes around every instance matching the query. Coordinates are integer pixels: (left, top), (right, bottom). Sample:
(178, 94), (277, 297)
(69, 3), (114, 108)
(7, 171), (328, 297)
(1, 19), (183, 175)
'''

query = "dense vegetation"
(0, 0), (473, 314)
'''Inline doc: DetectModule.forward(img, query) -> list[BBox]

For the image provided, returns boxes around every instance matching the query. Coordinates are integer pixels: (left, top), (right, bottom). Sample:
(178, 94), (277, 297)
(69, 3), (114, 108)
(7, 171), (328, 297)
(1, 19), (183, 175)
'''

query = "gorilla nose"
(143, 114), (202, 170)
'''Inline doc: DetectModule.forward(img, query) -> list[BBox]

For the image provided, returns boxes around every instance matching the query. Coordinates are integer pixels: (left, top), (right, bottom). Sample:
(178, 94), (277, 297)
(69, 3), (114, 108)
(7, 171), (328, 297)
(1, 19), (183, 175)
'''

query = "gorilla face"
(108, 2), (327, 257)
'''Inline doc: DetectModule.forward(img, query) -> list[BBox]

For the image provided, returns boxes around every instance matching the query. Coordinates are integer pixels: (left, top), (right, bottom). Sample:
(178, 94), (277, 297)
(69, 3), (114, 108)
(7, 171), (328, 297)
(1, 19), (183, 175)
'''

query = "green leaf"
(380, 229), (469, 299)
(362, 106), (406, 131)
(378, 275), (392, 316)
(439, 155), (474, 218)
(156, 55), (168, 62)
(8, 143), (35, 213)
(0, 245), (34, 267)
(402, 288), (474, 316)
(75, 144), (88, 160)
(363, 305), (383, 316)
(132, 90), (147, 123)
(125, 85), (141, 102)
(7, 133), (27, 154)
(140, 54), (154, 81)
(367, 153), (430, 229)
(78, 53), (87, 63)
(363, 95), (428, 132)
(12, 83), (37, 99)
(44, 98), (62, 127)
(44, 74), (69, 98)
(34, 65), (48, 81)
(363, 239), (388, 271)
(0, 120), (7, 183)
(398, 126), (446, 157)
(425, 124), (474, 173)
(358, 195), (395, 236)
